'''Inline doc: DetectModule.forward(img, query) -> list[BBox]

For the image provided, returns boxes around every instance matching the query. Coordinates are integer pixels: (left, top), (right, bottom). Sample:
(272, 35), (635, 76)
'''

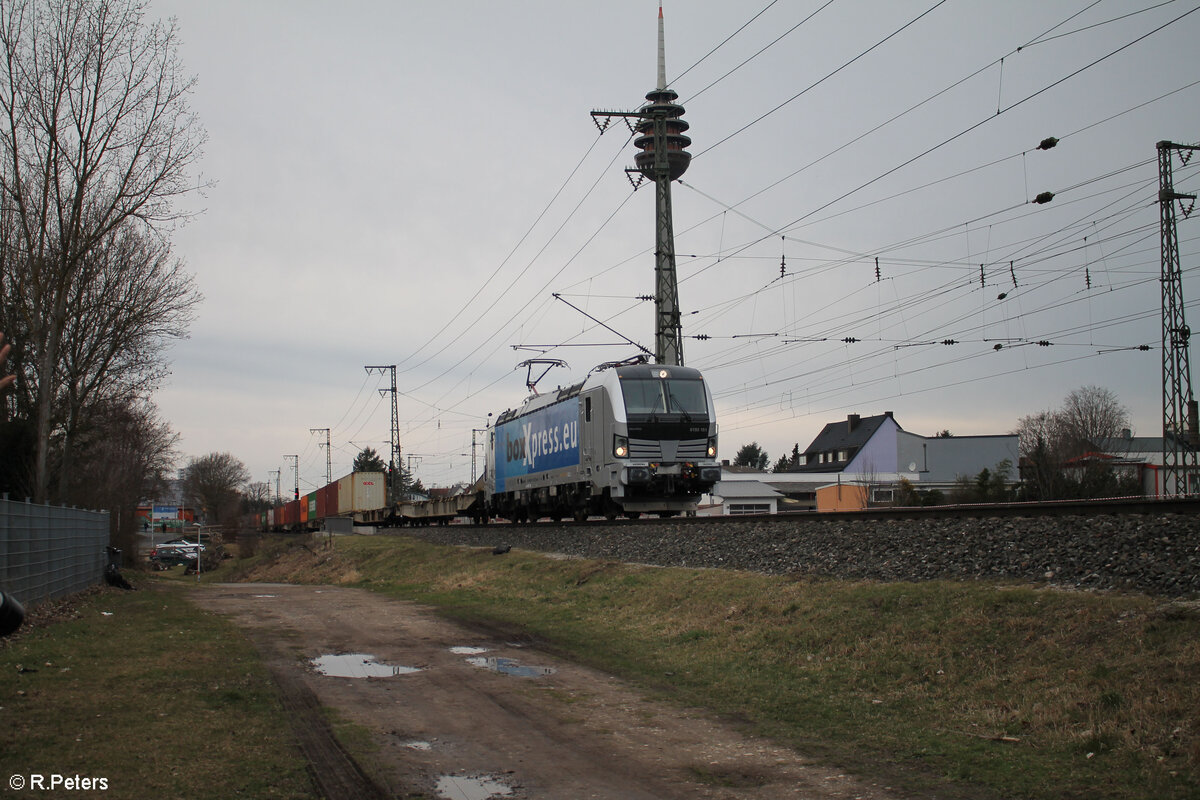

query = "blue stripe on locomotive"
(494, 399), (580, 493)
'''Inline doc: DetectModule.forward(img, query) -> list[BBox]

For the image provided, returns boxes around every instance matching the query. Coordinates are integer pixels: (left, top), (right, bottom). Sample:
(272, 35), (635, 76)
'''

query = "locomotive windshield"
(621, 378), (708, 417)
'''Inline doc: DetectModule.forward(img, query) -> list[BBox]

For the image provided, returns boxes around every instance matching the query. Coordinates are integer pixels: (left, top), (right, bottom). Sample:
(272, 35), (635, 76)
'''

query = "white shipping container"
(337, 471), (386, 513)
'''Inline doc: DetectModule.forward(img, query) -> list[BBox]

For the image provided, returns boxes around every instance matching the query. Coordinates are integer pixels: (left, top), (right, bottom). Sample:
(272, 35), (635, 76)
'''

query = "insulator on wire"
(842, 337), (859, 344)
(1037, 136), (1059, 150)
(1036, 341), (1052, 347)
(993, 343), (1004, 351)
(941, 339), (958, 346)
(1033, 191), (1055, 205)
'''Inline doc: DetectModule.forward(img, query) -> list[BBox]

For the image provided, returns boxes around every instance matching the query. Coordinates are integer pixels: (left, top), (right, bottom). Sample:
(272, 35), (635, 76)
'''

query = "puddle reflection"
(465, 656), (556, 678)
(435, 773), (513, 800)
(311, 653), (422, 678)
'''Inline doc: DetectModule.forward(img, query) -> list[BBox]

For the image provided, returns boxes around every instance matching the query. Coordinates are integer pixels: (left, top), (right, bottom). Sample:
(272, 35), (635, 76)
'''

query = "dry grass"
(0, 576), (315, 799)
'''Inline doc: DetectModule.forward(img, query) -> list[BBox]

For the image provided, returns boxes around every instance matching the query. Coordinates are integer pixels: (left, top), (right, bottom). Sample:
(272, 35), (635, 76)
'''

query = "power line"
(694, 0), (951, 161)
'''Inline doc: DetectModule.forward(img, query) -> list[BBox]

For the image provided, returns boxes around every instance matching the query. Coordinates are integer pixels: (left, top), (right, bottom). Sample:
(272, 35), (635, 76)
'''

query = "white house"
(712, 412), (1019, 512)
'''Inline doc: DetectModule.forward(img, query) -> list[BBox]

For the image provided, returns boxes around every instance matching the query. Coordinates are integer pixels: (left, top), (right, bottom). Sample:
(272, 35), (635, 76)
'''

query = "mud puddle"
(435, 773), (514, 800)
(311, 653), (422, 678)
(465, 655), (556, 677)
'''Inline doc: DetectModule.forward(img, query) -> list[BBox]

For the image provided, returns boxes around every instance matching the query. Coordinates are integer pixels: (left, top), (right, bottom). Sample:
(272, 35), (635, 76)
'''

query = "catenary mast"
(592, 4), (692, 366)
(1158, 140), (1200, 495)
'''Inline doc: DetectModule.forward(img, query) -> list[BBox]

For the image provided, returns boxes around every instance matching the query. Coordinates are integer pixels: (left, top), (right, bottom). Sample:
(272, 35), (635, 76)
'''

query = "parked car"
(148, 539), (204, 569)
(162, 537), (207, 548)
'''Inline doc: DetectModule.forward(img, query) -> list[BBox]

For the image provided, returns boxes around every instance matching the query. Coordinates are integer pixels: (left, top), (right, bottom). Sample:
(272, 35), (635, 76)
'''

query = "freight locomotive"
(255, 359), (721, 529)
(487, 359), (721, 521)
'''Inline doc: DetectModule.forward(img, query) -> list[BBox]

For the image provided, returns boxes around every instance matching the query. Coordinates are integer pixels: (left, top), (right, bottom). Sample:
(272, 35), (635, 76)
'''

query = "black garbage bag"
(104, 546), (134, 591)
(0, 590), (25, 637)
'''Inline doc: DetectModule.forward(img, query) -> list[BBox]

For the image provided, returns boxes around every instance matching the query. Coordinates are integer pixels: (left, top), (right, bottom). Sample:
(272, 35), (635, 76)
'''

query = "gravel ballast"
(404, 513), (1200, 597)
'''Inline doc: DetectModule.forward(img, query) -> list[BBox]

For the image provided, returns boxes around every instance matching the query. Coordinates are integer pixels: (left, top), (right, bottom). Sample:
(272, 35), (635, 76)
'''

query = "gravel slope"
(405, 513), (1200, 597)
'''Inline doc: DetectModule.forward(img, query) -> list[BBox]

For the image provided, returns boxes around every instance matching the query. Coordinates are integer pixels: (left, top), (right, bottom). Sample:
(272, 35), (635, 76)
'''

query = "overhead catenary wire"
(687, 4), (1200, 286)
(408, 3), (1185, 383)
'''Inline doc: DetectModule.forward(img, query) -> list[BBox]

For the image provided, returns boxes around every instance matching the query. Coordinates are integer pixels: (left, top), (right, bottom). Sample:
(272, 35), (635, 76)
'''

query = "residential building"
(710, 411), (1018, 513)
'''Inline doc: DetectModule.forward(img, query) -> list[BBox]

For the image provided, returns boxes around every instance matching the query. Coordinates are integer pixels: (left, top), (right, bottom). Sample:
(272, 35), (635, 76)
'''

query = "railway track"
(394, 495), (1200, 530)
(396, 497), (1200, 598)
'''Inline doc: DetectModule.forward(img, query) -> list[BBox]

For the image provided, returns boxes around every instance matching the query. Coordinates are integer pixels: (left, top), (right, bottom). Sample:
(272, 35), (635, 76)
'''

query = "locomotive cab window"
(622, 379), (707, 417)
(584, 396), (592, 422)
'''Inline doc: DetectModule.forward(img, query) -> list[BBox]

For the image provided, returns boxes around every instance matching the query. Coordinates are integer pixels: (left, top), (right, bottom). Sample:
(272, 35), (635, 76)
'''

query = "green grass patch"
(0, 576), (315, 800)
(249, 533), (1198, 800)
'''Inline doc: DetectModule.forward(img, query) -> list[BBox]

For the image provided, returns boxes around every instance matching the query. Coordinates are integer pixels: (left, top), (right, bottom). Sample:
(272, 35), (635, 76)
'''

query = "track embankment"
(404, 512), (1200, 597)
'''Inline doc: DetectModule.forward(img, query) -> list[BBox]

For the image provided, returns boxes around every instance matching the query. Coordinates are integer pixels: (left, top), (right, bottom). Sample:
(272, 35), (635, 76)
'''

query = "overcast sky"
(146, 0), (1200, 495)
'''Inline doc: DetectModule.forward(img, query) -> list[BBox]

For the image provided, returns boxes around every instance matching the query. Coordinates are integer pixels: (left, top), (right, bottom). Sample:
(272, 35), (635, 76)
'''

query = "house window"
(837, 450), (848, 461)
(872, 488), (894, 503)
(727, 503), (771, 515)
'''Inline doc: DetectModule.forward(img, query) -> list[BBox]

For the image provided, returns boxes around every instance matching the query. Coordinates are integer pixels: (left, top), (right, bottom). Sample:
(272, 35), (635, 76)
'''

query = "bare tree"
(1014, 409), (1066, 460)
(1013, 409), (1067, 500)
(1057, 385), (1131, 456)
(55, 226), (199, 493)
(0, 0), (205, 502)
(1012, 386), (1133, 500)
(182, 452), (249, 526)
(65, 395), (177, 560)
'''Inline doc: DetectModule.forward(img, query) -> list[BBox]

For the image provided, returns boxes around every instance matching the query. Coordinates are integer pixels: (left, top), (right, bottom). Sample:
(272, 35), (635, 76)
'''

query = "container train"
(254, 359), (721, 530)
(255, 471), (389, 531)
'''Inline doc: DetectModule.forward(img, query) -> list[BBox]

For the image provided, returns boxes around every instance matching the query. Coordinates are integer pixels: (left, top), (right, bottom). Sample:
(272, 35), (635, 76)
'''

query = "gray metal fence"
(0, 496), (110, 607)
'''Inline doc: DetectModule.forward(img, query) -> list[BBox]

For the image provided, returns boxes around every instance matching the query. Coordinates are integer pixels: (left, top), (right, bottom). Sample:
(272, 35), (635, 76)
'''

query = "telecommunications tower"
(592, 4), (692, 366)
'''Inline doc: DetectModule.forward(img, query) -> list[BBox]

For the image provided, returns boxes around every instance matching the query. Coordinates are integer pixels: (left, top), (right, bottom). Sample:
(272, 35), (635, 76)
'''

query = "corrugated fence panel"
(0, 497), (109, 607)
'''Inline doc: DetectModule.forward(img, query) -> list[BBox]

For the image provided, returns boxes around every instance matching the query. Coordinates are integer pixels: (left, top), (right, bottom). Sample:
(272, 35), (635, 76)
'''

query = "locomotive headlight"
(614, 436), (629, 458)
(707, 437), (718, 458)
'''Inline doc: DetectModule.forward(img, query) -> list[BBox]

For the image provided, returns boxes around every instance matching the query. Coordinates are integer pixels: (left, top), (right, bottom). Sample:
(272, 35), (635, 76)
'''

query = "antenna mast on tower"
(591, 3), (692, 366)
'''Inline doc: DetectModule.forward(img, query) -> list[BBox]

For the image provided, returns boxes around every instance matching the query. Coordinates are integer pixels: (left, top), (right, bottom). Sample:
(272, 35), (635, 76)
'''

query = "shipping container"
(336, 471), (387, 514)
(320, 481), (339, 518)
(283, 499), (300, 527)
(315, 486), (328, 520)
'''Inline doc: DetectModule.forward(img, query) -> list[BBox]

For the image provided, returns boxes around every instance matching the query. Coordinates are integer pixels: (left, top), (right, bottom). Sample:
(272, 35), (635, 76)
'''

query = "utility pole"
(471, 427), (488, 485)
(364, 365), (400, 504)
(268, 469), (280, 506)
(1158, 140), (1200, 496)
(592, 4), (691, 366)
(310, 427), (332, 485)
(283, 455), (299, 500)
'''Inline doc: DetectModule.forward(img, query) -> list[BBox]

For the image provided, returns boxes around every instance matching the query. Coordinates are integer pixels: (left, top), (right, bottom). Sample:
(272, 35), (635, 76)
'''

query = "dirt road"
(200, 583), (901, 800)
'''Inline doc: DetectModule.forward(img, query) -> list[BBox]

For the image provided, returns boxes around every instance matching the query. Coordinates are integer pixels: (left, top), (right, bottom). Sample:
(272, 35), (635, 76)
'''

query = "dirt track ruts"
(199, 582), (908, 800)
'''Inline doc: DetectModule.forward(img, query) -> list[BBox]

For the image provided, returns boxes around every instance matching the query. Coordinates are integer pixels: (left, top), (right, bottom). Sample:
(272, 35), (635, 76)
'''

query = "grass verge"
(0, 575), (316, 800)
(233, 533), (1199, 800)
